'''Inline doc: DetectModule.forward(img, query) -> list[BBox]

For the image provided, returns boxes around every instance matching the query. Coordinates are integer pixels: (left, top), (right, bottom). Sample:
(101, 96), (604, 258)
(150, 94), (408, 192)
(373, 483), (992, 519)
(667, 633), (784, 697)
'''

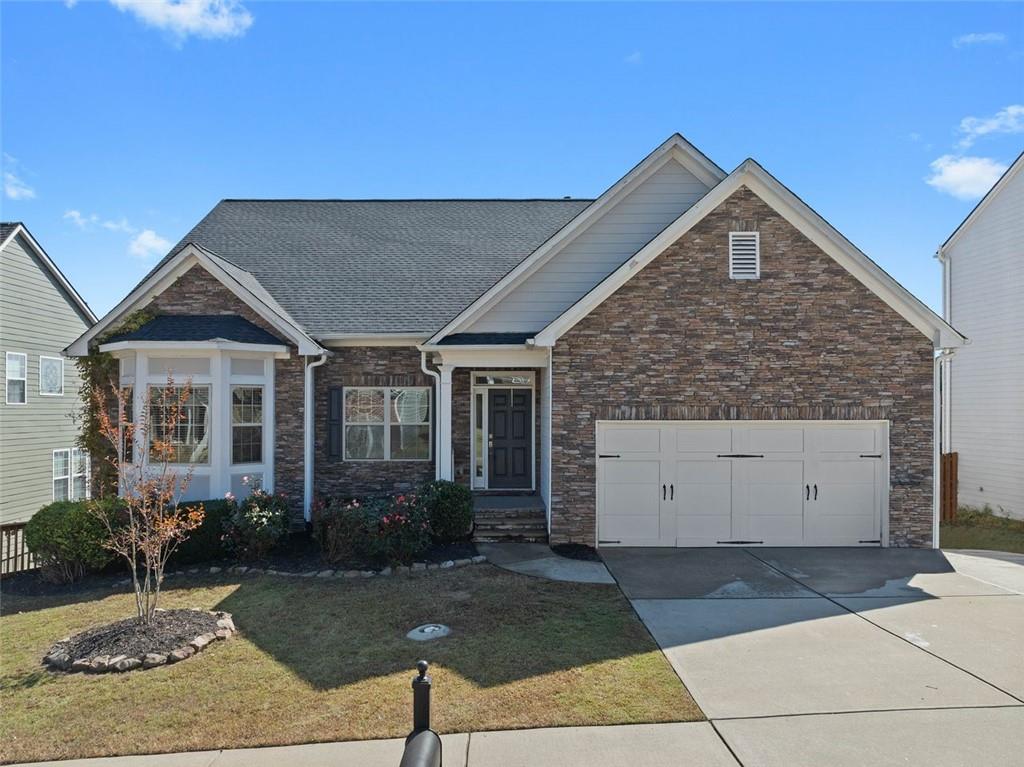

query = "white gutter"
(933, 346), (958, 549)
(303, 352), (329, 521)
(420, 351), (442, 481)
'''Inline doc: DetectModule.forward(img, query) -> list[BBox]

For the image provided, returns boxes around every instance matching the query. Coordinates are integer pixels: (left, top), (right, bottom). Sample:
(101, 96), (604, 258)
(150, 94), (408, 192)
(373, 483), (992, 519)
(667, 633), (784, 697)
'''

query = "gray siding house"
(1, 223), (96, 523)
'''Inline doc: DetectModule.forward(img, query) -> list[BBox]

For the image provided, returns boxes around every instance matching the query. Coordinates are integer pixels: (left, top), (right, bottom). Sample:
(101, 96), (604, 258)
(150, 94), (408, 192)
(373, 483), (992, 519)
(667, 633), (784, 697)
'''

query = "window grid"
(343, 386), (431, 461)
(149, 385), (211, 465)
(6, 352), (27, 405)
(71, 448), (90, 500)
(53, 449), (70, 501)
(39, 356), (64, 396)
(231, 385), (263, 465)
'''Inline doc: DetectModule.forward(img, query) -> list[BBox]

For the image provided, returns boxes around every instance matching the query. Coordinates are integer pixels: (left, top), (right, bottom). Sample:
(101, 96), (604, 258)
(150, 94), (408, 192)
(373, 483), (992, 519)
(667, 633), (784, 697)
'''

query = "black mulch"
(53, 609), (220, 660)
(551, 543), (602, 561)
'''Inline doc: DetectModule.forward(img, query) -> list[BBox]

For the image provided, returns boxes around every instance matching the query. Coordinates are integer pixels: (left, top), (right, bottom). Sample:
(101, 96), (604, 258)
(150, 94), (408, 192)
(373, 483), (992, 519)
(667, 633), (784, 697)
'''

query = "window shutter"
(729, 232), (760, 279)
(328, 387), (343, 458)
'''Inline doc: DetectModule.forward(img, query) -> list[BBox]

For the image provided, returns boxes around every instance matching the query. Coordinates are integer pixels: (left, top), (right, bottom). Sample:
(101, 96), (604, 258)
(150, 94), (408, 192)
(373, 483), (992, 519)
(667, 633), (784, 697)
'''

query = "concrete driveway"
(602, 547), (1024, 767)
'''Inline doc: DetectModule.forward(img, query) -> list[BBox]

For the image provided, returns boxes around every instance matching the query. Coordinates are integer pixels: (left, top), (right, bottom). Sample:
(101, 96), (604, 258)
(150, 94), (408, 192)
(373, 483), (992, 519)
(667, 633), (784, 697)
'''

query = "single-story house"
(67, 134), (966, 549)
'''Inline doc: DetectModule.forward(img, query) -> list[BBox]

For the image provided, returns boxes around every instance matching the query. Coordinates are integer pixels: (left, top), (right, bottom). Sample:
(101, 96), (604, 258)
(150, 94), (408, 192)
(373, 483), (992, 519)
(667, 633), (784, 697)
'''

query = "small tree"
(92, 375), (205, 625)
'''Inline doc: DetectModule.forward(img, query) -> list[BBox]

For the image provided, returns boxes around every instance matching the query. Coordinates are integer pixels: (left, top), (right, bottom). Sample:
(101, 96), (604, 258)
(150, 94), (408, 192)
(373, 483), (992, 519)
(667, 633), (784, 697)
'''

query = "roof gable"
(940, 151), (1024, 254)
(533, 160), (966, 349)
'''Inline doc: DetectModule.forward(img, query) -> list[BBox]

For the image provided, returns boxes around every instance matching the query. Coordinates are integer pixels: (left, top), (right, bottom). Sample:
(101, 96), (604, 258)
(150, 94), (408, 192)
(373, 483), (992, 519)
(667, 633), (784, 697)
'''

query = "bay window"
(149, 385), (211, 464)
(231, 385), (263, 464)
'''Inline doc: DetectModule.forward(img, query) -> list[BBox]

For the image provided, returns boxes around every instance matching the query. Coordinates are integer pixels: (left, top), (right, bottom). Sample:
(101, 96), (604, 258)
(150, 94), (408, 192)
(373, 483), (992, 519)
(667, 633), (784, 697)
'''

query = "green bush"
(169, 499), (232, 565)
(24, 500), (115, 583)
(222, 490), (290, 562)
(419, 480), (473, 543)
(314, 493), (431, 566)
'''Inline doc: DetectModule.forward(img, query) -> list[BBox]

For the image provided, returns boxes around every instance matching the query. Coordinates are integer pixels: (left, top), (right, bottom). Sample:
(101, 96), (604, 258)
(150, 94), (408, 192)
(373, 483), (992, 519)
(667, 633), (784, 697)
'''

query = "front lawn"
(941, 506), (1024, 554)
(0, 566), (699, 764)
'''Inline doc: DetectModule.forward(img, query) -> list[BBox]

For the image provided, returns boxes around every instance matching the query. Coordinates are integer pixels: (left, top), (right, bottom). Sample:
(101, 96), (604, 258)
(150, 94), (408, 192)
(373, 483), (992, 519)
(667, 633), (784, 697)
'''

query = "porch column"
(437, 364), (455, 481)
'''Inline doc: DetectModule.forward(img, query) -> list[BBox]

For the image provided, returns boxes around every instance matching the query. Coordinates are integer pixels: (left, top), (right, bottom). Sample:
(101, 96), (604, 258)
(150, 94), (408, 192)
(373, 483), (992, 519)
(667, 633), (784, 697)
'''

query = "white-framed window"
(72, 448), (90, 500)
(39, 356), (64, 396)
(343, 386), (431, 461)
(53, 449), (70, 501)
(148, 385), (211, 465)
(729, 231), (760, 279)
(231, 385), (263, 465)
(5, 352), (27, 405)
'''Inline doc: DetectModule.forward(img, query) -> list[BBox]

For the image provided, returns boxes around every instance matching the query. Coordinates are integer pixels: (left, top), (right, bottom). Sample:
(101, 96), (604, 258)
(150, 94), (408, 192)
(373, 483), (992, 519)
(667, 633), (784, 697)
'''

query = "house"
(67, 135), (965, 549)
(937, 152), (1024, 521)
(1, 222), (97, 524)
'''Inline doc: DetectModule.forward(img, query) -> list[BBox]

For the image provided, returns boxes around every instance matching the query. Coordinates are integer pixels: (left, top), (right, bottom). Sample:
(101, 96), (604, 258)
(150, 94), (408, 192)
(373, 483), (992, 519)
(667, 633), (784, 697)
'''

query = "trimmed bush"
(314, 493), (431, 566)
(419, 480), (473, 543)
(222, 490), (290, 562)
(24, 500), (115, 583)
(169, 499), (232, 565)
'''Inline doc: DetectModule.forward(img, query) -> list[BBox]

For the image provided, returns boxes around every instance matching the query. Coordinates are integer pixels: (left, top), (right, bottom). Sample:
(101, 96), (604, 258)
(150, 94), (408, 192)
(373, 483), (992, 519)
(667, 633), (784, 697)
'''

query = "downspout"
(933, 346), (958, 549)
(304, 352), (329, 522)
(420, 351), (442, 481)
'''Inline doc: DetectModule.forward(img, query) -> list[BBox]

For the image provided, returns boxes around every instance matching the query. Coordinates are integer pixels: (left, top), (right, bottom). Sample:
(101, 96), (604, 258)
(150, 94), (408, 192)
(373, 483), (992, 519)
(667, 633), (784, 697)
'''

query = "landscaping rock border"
(43, 611), (236, 674)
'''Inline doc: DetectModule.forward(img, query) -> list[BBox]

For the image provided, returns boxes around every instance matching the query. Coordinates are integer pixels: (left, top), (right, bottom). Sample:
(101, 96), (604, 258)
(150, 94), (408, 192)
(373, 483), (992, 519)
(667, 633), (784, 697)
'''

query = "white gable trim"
(65, 243), (324, 357)
(2, 223), (98, 325)
(939, 150), (1024, 255)
(534, 160), (966, 349)
(425, 134), (726, 345)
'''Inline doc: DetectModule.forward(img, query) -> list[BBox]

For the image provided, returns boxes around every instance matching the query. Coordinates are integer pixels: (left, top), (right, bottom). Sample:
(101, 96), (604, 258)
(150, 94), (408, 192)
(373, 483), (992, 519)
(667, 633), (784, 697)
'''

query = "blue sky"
(2, 1), (1022, 317)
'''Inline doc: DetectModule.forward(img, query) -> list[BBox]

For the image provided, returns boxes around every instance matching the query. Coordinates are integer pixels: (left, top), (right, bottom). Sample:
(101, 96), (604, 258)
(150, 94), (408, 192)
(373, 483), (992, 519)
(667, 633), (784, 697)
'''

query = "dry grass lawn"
(942, 506), (1024, 555)
(0, 565), (699, 763)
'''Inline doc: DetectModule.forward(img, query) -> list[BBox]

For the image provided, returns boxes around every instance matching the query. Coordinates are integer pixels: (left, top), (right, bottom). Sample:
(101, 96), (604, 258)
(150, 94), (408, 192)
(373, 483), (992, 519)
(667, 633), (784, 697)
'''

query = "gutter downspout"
(933, 346), (958, 549)
(304, 352), (329, 522)
(420, 351), (442, 481)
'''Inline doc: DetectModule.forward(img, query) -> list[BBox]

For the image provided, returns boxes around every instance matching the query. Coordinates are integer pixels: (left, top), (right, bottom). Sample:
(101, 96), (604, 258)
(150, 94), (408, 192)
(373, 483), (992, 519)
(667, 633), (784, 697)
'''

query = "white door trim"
(470, 371), (536, 491)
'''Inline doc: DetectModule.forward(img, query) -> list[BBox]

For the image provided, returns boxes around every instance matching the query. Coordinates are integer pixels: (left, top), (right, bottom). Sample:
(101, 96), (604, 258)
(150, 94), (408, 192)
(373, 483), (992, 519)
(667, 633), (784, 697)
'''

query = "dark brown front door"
(488, 388), (532, 489)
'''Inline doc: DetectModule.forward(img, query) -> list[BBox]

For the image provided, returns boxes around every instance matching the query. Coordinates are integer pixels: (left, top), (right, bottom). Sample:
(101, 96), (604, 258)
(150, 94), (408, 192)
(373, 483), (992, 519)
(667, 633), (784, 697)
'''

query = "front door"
(488, 388), (532, 489)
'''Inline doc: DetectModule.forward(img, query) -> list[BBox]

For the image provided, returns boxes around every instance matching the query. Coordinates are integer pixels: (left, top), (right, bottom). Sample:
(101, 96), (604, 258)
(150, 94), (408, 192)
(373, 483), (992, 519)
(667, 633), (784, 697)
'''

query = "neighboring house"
(1, 222), (97, 524)
(67, 135), (965, 550)
(937, 152), (1024, 521)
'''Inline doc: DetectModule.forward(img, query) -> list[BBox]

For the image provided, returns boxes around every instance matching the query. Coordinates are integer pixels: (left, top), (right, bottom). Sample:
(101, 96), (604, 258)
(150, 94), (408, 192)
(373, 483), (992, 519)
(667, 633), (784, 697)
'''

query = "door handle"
(670, 484), (674, 500)
(806, 484), (810, 500)
(662, 484), (666, 500)
(813, 484), (818, 500)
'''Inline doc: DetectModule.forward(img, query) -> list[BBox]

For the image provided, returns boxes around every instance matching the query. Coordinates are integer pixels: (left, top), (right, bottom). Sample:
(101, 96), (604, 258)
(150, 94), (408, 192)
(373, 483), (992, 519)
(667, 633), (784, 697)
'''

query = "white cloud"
(953, 32), (1007, 49)
(623, 51), (642, 65)
(109, 0), (253, 41)
(926, 155), (1008, 200)
(64, 210), (97, 228)
(128, 229), (172, 259)
(3, 155), (36, 200)
(957, 104), (1024, 148)
(103, 217), (136, 233)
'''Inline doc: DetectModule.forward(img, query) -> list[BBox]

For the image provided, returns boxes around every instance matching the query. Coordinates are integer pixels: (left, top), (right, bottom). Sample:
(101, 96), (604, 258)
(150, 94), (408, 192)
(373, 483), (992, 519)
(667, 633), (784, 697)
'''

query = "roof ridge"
(217, 198), (596, 203)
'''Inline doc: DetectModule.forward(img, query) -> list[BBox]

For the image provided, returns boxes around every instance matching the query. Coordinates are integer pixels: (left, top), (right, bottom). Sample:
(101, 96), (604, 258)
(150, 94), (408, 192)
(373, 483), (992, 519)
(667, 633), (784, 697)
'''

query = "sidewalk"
(17, 723), (737, 767)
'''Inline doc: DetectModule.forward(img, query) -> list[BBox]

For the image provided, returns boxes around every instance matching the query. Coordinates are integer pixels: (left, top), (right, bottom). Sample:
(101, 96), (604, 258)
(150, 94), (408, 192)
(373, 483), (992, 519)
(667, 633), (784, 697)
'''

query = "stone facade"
(313, 347), (436, 498)
(549, 187), (934, 547)
(149, 266), (306, 520)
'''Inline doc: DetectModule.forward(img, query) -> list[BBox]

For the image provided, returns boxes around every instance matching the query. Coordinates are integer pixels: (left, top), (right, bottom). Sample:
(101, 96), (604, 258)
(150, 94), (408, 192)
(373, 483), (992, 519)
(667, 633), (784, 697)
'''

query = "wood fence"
(1, 523), (36, 576)
(940, 452), (959, 523)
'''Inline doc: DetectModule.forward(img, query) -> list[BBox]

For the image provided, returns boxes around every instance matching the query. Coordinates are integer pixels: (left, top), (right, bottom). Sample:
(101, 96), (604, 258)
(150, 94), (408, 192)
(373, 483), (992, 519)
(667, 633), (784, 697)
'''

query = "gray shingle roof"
(438, 332), (534, 346)
(165, 199), (592, 336)
(106, 315), (285, 345)
(1, 222), (22, 242)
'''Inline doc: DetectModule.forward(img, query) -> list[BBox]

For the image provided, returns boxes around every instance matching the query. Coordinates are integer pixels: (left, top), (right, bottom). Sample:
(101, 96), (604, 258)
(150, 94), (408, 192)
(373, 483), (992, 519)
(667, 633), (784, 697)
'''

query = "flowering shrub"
(313, 493), (431, 566)
(222, 489), (291, 562)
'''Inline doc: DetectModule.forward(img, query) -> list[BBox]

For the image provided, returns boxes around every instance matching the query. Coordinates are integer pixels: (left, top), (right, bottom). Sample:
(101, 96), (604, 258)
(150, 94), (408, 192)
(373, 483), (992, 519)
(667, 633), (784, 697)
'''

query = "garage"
(596, 421), (888, 547)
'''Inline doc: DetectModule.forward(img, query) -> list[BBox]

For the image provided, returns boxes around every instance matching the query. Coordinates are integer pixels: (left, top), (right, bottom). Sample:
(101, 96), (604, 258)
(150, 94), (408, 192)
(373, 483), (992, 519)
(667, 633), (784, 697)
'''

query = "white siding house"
(938, 152), (1024, 520)
(0, 223), (96, 523)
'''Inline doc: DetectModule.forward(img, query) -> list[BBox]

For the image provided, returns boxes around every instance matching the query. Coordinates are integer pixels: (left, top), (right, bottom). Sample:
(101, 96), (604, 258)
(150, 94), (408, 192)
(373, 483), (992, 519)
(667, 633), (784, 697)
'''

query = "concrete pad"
(212, 734), (468, 767)
(715, 706), (1024, 767)
(602, 548), (817, 599)
(468, 723), (738, 767)
(19, 752), (222, 767)
(632, 597), (1015, 718)
(946, 550), (1024, 595)
(838, 595), (1024, 699)
(476, 542), (554, 565)
(753, 547), (1014, 597)
(478, 542), (616, 583)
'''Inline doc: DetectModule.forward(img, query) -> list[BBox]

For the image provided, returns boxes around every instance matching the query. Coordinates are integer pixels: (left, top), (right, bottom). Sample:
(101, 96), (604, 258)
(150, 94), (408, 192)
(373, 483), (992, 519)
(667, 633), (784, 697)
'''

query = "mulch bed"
(57, 609), (221, 661)
(551, 543), (602, 562)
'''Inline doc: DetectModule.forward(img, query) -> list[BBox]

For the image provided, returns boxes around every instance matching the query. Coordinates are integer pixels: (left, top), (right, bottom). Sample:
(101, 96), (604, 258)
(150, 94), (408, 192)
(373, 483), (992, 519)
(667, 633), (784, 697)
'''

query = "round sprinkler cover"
(407, 623), (451, 641)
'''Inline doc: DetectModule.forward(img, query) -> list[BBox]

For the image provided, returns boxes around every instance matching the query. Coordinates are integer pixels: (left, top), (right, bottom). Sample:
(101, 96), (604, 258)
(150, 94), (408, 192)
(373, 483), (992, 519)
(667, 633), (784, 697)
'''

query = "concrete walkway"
(475, 542), (615, 584)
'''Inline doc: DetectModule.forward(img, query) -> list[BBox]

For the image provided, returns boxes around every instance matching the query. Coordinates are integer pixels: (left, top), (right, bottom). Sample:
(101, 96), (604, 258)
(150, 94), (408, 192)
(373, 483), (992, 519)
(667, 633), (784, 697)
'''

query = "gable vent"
(729, 232), (760, 279)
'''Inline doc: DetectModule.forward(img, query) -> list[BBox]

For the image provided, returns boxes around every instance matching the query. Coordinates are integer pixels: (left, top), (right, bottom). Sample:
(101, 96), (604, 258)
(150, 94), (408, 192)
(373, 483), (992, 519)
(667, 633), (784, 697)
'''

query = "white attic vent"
(729, 232), (760, 279)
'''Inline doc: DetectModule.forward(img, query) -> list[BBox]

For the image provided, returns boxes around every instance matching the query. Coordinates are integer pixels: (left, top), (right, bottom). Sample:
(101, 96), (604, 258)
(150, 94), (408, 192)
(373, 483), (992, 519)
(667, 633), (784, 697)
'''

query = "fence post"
(412, 659), (432, 731)
(399, 661), (442, 767)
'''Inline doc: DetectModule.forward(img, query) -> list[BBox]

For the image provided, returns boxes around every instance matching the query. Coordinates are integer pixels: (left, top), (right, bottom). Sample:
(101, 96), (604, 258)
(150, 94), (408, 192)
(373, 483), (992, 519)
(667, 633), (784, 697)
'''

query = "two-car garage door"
(596, 421), (888, 547)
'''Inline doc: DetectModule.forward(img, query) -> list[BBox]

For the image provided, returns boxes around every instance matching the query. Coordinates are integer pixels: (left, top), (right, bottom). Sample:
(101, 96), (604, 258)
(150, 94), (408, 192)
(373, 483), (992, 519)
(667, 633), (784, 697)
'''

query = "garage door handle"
(806, 484), (810, 500)
(662, 484), (667, 500)
(814, 484), (818, 500)
(670, 484), (674, 500)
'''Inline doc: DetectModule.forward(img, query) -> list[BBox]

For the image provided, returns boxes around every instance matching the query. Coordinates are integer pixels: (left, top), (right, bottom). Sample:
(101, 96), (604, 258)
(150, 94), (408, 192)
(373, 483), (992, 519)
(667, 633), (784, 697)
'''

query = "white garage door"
(596, 421), (888, 547)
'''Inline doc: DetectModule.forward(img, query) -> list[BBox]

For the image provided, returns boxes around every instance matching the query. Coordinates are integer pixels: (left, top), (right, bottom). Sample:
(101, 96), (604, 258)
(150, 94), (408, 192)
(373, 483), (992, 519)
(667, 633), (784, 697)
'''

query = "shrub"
(222, 490), (290, 562)
(24, 500), (116, 583)
(314, 493), (431, 566)
(169, 499), (232, 565)
(419, 480), (473, 543)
